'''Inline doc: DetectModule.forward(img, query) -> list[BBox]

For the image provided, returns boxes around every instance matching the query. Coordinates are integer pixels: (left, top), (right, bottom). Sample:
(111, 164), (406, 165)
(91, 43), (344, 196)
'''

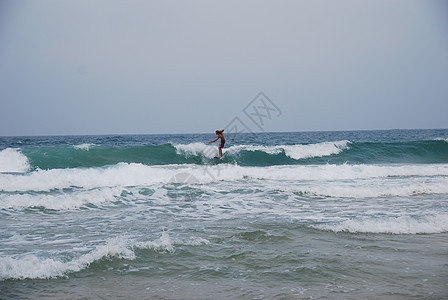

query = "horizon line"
(1, 128), (447, 138)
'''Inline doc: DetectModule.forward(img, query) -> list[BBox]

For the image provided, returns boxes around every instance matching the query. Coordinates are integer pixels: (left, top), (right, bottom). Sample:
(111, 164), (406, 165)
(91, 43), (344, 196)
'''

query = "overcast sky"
(1, 0), (447, 136)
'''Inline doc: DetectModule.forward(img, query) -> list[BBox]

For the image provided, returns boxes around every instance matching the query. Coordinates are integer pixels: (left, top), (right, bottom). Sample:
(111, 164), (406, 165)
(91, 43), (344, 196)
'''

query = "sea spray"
(0, 148), (30, 173)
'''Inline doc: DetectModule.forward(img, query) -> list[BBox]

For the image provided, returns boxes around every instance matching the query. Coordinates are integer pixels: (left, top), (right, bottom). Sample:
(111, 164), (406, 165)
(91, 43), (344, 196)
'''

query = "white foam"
(314, 214), (448, 234)
(175, 142), (217, 158)
(175, 141), (350, 160)
(0, 163), (165, 192)
(282, 141), (350, 160)
(134, 232), (210, 253)
(226, 144), (283, 155)
(0, 148), (30, 173)
(73, 143), (95, 151)
(287, 177), (448, 198)
(0, 187), (122, 210)
(1, 163), (448, 193)
(135, 231), (175, 253)
(0, 232), (209, 280)
(0, 237), (134, 280)
(182, 236), (210, 246)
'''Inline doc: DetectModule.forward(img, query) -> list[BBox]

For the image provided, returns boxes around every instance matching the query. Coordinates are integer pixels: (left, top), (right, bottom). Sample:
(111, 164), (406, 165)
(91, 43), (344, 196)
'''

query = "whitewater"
(1, 129), (447, 299)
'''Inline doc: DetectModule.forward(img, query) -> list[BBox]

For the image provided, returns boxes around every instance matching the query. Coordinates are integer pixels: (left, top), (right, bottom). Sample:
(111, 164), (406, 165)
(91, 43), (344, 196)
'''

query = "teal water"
(15, 138), (448, 169)
(1, 129), (448, 298)
(1, 129), (447, 170)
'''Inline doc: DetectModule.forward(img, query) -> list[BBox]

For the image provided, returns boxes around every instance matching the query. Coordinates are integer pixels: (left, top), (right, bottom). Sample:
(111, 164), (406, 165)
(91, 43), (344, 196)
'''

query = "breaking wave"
(0, 232), (210, 280)
(313, 214), (448, 234)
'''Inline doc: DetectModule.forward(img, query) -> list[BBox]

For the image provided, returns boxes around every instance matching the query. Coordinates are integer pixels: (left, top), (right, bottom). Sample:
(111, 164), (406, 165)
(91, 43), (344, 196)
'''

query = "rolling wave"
(1, 163), (447, 210)
(313, 214), (448, 234)
(1, 139), (447, 171)
(0, 232), (209, 280)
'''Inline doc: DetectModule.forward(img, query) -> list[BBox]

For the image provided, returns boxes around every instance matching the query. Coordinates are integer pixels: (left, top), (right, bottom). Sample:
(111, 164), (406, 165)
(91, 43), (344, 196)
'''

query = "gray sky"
(1, 0), (447, 136)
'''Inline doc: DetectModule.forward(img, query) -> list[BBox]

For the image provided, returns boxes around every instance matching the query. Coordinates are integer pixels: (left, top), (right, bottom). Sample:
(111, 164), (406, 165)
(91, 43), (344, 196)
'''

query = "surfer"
(209, 129), (225, 158)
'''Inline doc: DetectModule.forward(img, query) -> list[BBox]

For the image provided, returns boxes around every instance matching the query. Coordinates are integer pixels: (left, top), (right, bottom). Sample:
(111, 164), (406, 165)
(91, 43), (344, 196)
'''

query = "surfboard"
(214, 156), (222, 159)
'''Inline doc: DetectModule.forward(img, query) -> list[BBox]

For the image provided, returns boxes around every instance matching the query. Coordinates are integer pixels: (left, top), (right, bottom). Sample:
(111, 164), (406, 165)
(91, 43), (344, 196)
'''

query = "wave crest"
(2, 163), (448, 193)
(0, 148), (30, 173)
(0, 237), (134, 280)
(313, 214), (448, 234)
(0, 232), (210, 280)
(73, 143), (96, 151)
(228, 140), (350, 160)
(175, 141), (351, 160)
(0, 187), (122, 210)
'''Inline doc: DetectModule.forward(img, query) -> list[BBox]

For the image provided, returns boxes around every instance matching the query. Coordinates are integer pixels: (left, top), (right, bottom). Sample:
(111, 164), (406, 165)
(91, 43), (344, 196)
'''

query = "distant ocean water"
(1, 129), (447, 299)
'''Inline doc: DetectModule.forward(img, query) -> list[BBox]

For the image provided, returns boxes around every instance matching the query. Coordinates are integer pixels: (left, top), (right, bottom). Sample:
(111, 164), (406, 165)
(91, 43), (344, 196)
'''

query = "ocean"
(0, 129), (447, 299)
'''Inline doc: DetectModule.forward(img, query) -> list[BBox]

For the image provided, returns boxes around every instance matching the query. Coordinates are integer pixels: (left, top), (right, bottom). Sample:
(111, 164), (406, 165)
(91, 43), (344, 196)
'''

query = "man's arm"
(209, 137), (219, 144)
